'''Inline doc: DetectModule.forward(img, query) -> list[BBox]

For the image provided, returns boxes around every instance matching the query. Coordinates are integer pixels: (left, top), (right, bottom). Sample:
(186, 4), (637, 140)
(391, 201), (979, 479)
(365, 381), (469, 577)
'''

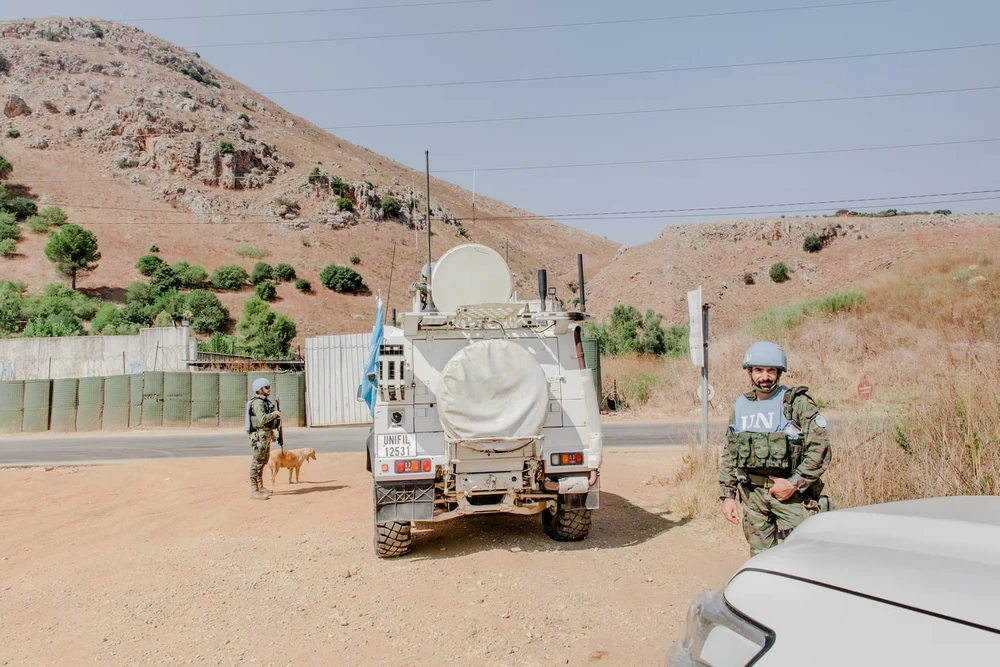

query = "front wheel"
(374, 521), (412, 557)
(542, 500), (592, 542)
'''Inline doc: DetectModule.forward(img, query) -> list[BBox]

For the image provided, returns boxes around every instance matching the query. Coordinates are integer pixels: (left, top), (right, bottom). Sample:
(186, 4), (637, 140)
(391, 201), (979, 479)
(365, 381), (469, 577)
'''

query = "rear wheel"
(374, 521), (412, 557)
(542, 500), (592, 542)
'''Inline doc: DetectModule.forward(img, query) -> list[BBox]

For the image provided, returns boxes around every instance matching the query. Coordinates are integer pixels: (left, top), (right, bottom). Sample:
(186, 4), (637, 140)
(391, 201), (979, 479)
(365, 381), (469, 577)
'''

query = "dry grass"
(617, 250), (1000, 519)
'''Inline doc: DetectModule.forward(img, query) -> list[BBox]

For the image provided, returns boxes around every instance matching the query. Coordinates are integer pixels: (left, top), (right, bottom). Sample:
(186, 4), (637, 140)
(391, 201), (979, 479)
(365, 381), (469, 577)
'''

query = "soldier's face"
(750, 366), (779, 391)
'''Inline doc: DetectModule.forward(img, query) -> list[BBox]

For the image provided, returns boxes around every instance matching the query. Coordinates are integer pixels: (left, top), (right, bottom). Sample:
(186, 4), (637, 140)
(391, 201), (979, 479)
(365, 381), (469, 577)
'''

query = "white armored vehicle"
(365, 243), (603, 557)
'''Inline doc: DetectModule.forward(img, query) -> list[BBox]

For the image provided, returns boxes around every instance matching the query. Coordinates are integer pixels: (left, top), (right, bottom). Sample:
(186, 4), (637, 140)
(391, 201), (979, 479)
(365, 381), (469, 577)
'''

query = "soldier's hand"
(768, 477), (797, 502)
(722, 498), (740, 525)
(275, 411), (282, 420)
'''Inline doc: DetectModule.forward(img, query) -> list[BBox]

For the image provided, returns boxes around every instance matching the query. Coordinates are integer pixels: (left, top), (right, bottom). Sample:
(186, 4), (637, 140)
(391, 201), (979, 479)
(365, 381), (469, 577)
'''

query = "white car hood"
(737, 496), (1000, 631)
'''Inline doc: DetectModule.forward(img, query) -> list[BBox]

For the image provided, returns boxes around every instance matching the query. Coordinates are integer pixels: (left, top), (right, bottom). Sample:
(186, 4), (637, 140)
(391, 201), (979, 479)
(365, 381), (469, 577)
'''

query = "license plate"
(377, 433), (416, 458)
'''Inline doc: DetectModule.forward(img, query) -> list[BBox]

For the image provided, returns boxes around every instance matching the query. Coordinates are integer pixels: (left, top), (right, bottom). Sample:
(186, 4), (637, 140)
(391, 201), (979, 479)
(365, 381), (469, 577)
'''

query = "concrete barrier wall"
(0, 327), (194, 381)
(0, 371), (306, 432)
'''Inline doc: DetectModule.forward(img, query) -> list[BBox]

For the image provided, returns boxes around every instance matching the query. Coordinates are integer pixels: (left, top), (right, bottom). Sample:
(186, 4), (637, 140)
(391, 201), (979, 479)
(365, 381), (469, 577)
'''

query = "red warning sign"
(857, 379), (873, 400)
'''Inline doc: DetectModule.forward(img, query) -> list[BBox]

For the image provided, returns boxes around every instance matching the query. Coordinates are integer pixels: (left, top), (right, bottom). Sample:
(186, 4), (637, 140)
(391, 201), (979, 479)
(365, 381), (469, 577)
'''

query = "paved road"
(0, 421), (722, 466)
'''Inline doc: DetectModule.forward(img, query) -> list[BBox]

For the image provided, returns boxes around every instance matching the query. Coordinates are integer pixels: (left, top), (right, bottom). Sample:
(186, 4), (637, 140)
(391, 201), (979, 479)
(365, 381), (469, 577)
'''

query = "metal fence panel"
(76, 377), (104, 432)
(274, 371), (302, 427)
(103, 375), (131, 431)
(305, 333), (372, 426)
(0, 380), (24, 434)
(50, 378), (79, 432)
(219, 372), (248, 427)
(141, 371), (164, 426)
(22, 380), (51, 432)
(129, 374), (144, 428)
(163, 372), (192, 425)
(191, 372), (220, 427)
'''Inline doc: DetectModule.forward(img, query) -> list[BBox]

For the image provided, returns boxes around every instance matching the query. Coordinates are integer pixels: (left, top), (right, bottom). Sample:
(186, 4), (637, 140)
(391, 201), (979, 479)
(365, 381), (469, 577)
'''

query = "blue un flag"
(359, 297), (384, 417)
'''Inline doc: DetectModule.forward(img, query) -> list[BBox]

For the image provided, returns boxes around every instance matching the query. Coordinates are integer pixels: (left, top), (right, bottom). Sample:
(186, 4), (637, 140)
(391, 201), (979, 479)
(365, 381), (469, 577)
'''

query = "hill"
(587, 212), (1000, 334)
(0, 17), (619, 347)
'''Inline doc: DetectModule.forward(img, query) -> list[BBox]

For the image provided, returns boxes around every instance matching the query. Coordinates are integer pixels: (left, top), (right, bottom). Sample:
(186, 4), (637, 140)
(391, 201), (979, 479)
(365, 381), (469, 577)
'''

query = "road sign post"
(687, 287), (710, 449)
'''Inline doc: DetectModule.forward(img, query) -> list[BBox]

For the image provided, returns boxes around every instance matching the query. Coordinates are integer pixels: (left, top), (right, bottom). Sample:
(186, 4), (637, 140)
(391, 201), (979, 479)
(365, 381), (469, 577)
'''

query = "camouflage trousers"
(738, 484), (820, 556)
(249, 432), (272, 485)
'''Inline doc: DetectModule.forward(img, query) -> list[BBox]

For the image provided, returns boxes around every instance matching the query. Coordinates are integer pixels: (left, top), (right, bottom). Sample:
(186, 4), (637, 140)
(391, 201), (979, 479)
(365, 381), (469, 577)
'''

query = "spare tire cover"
(437, 339), (549, 441)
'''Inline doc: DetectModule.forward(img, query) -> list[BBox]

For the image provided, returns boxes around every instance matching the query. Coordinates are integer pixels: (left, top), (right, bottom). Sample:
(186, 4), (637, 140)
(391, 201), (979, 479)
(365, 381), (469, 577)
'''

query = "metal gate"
(305, 333), (372, 426)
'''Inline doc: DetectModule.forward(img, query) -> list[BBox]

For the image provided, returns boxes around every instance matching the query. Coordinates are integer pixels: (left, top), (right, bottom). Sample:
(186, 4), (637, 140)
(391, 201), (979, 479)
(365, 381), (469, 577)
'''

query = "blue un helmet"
(741, 342), (787, 371)
(252, 377), (270, 394)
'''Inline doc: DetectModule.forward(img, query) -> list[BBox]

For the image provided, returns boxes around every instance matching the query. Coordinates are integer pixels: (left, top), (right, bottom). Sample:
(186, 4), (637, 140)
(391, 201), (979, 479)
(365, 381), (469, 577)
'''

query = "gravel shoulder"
(0, 448), (747, 667)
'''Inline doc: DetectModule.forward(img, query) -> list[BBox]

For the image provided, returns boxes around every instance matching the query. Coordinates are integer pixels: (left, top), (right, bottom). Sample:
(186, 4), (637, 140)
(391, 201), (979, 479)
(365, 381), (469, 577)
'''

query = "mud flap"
(374, 480), (435, 522)
(558, 476), (600, 510)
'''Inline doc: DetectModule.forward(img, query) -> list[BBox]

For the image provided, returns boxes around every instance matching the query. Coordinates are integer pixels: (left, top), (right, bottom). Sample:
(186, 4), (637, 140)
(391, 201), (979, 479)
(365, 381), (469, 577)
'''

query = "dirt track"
(0, 449), (747, 667)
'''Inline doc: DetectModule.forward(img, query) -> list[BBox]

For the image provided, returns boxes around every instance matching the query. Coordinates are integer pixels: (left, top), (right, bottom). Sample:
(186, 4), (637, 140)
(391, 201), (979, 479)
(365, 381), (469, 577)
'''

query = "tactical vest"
(249, 396), (275, 435)
(729, 386), (803, 470)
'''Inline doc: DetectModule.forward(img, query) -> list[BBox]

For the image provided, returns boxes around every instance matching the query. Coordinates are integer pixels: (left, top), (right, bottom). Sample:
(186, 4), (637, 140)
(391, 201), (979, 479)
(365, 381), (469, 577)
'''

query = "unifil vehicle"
(362, 243), (603, 557)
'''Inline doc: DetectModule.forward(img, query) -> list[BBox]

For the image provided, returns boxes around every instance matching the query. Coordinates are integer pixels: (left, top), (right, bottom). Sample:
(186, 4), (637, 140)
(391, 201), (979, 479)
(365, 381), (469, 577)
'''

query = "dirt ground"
(0, 448), (747, 667)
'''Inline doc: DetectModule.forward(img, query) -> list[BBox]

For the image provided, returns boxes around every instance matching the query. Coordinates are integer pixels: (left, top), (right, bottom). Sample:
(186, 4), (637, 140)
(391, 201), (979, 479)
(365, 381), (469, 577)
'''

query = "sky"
(2, 0), (998, 246)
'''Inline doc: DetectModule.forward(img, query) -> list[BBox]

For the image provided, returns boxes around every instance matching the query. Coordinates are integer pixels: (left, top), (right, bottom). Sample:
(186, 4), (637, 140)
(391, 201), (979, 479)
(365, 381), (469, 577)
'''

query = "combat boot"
(250, 482), (269, 500)
(257, 476), (272, 495)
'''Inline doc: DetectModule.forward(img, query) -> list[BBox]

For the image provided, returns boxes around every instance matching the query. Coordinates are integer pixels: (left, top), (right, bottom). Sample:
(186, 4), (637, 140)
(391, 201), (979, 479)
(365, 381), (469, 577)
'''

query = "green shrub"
(330, 176), (350, 197)
(25, 217), (50, 233)
(125, 281), (155, 306)
(3, 197), (36, 219)
(211, 264), (249, 290)
(135, 254), (166, 276)
(349, 255), (360, 265)
(198, 332), (252, 357)
(0, 238), (15, 257)
(149, 244), (159, 253)
(0, 155), (11, 180)
(336, 197), (354, 212)
(254, 281), (277, 301)
(22, 312), (85, 338)
(116, 157), (138, 169)
(307, 167), (321, 184)
(90, 22), (104, 39)
(934, 209), (952, 215)
(803, 235), (822, 252)
(380, 195), (401, 216)
(274, 196), (299, 210)
(44, 30), (61, 42)
(236, 297), (297, 359)
(179, 90), (191, 99)
(320, 264), (364, 293)
(743, 272), (755, 285)
(0, 222), (19, 241)
(294, 278), (311, 293)
(769, 262), (790, 283)
(149, 265), (180, 294)
(233, 244), (268, 258)
(184, 289), (229, 333)
(171, 262), (208, 287)
(38, 206), (67, 224)
(153, 310), (174, 327)
(0, 53), (9, 75)
(272, 263), (296, 282)
(91, 304), (143, 336)
(250, 261), (274, 285)
(218, 140), (235, 156)
(4, 129), (19, 139)
(177, 62), (220, 88)
(458, 226), (469, 238)
(238, 113), (250, 123)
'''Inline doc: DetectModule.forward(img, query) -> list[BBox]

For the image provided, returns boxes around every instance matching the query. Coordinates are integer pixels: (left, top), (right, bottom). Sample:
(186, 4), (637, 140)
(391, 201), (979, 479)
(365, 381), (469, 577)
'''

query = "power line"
(122, 0), (496, 22)
(325, 83), (1000, 129)
(186, 0), (896, 49)
(433, 137), (1000, 174)
(12, 137), (1000, 183)
(40, 188), (1000, 224)
(263, 41), (1000, 95)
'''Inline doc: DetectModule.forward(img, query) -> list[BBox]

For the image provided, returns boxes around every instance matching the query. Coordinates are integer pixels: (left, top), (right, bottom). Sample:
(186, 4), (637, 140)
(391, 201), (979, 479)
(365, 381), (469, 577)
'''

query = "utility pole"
(700, 304), (710, 449)
(424, 150), (434, 311)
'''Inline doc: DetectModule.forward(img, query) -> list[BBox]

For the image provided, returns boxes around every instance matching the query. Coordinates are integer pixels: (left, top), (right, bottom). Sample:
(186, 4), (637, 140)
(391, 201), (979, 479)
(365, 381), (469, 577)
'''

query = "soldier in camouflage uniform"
(719, 342), (832, 556)
(247, 377), (281, 500)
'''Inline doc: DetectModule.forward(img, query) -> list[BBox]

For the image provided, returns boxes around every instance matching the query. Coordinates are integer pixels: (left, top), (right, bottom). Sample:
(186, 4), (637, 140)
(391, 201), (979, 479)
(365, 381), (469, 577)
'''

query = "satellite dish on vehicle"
(431, 244), (513, 313)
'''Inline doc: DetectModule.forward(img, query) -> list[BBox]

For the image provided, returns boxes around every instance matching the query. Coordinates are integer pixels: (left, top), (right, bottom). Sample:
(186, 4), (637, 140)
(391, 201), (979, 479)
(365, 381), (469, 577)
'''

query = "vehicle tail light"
(550, 452), (584, 466)
(394, 459), (431, 474)
(667, 589), (771, 667)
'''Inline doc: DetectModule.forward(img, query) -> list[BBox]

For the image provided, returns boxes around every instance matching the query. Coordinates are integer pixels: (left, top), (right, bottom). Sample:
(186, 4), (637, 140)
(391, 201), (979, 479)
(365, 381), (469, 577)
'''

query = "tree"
(254, 281), (277, 302)
(184, 290), (228, 334)
(135, 254), (165, 276)
(237, 296), (297, 358)
(272, 263), (296, 282)
(149, 264), (180, 294)
(211, 264), (248, 291)
(769, 262), (790, 283)
(44, 224), (101, 289)
(250, 261), (274, 285)
(0, 154), (12, 180)
(803, 235), (822, 253)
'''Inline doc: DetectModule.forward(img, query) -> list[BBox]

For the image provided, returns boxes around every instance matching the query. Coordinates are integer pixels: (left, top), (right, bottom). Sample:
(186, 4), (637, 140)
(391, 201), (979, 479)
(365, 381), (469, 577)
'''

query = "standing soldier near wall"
(246, 377), (281, 500)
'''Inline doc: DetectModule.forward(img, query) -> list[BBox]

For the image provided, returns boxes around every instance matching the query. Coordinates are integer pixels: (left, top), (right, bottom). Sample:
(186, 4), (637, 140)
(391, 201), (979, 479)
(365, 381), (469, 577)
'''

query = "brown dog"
(269, 447), (317, 485)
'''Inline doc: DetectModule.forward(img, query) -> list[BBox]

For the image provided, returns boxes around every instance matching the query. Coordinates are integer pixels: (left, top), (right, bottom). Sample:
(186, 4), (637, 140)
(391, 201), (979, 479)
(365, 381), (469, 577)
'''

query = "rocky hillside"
(0, 17), (619, 343)
(587, 213), (1000, 334)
